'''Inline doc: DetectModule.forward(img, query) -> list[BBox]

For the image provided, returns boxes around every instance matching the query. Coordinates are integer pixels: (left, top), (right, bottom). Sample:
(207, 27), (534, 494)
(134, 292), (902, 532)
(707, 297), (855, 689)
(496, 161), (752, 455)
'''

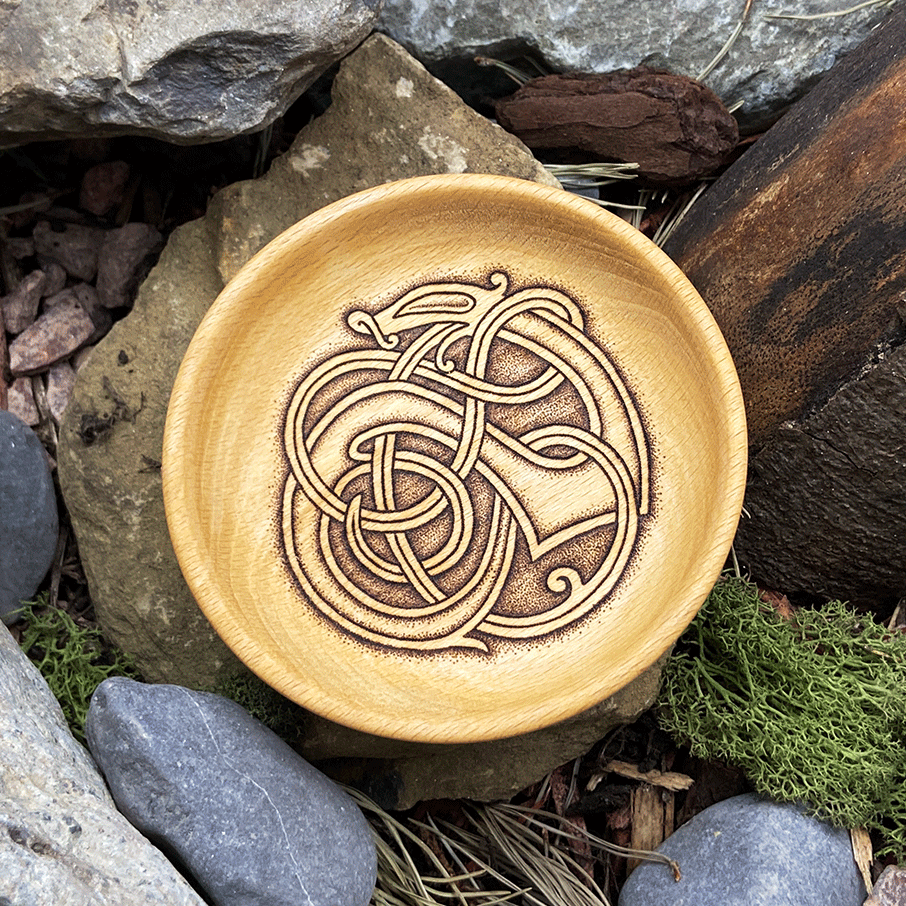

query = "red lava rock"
(42, 262), (68, 297)
(6, 376), (40, 425)
(46, 360), (77, 424)
(33, 219), (106, 282)
(4, 236), (36, 260)
(96, 222), (164, 309)
(495, 67), (739, 185)
(44, 285), (113, 345)
(8, 296), (95, 375)
(1, 270), (46, 334)
(79, 160), (132, 217)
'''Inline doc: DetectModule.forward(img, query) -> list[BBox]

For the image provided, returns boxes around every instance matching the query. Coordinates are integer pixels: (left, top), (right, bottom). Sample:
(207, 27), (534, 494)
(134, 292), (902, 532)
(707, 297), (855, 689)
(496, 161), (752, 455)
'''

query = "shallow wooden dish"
(163, 173), (747, 744)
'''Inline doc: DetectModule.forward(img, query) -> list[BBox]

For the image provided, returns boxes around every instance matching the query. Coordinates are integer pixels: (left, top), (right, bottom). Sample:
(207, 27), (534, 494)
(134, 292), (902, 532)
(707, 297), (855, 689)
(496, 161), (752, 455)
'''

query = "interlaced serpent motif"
(280, 271), (651, 652)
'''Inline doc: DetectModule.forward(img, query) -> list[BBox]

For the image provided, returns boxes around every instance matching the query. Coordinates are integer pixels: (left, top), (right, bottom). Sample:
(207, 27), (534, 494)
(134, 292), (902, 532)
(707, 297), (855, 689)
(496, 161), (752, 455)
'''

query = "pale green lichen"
(659, 576), (906, 857)
(18, 597), (139, 745)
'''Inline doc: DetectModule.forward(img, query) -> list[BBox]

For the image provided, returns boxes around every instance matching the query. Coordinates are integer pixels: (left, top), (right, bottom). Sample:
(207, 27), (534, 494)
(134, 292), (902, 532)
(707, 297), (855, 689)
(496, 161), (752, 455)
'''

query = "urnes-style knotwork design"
(280, 271), (651, 652)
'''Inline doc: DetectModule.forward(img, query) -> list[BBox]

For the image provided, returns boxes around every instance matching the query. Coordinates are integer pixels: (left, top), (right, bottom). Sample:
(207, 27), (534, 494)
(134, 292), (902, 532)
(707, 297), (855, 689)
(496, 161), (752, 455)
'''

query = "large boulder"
(0, 0), (378, 146)
(378, 0), (892, 131)
(0, 626), (206, 905)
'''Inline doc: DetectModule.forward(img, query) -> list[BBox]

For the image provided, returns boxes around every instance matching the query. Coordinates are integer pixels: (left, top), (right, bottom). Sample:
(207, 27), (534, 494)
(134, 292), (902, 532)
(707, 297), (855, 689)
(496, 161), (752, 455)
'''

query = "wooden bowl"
(163, 173), (747, 743)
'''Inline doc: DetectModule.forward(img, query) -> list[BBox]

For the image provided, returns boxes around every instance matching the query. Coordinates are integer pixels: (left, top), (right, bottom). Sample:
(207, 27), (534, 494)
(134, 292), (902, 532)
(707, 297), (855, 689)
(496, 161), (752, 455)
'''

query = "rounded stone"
(0, 410), (58, 624)
(86, 678), (377, 906)
(618, 793), (864, 906)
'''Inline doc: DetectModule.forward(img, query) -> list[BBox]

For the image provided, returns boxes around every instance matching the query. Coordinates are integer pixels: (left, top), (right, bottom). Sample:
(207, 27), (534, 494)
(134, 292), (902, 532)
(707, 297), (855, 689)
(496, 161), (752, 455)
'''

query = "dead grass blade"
(651, 183), (710, 247)
(345, 786), (520, 906)
(697, 0), (754, 81)
(766, 0), (896, 20)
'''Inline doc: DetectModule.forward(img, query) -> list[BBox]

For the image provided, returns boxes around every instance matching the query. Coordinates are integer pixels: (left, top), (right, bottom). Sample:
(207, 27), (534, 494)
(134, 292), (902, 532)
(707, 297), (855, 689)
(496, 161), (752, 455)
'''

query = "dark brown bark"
(495, 68), (738, 185)
(664, 7), (906, 608)
(663, 7), (906, 447)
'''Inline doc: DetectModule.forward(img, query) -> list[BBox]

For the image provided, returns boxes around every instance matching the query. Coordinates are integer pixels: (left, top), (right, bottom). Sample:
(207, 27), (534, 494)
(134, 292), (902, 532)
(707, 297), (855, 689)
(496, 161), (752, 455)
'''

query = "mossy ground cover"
(659, 575), (906, 857)
(17, 596), (140, 745)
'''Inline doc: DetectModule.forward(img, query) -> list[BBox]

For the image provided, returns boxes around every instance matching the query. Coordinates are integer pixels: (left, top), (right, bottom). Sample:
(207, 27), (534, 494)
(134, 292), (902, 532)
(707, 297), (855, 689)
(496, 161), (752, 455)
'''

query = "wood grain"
(162, 173), (747, 743)
(663, 6), (906, 447)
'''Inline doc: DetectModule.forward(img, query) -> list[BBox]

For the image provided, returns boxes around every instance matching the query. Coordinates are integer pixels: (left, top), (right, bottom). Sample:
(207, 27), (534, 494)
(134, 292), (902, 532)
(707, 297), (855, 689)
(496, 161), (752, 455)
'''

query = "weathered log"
(495, 68), (738, 185)
(664, 7), (906, 447)
(664, 7), (906, 607)
(737, 345), (906, 607)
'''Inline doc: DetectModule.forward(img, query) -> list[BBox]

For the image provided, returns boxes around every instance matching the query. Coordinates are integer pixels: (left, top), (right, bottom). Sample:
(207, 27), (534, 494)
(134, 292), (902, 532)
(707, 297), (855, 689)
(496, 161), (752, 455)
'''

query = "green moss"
(18, 597), (139, 745)
(659, 576), (906, 857)
(209, 671), (305, 743)
(17, 599), (303, 748)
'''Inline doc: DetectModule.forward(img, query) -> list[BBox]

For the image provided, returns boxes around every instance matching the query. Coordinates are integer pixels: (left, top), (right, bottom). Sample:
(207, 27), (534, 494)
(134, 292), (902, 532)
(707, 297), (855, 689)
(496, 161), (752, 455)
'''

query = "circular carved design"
(280, 271), (650, 651)
(162, 174), (748, 743)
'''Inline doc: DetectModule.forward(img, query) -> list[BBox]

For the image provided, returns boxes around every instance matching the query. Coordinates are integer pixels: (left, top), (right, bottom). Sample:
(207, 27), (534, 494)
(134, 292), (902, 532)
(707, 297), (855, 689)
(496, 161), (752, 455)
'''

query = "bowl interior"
(163, 173), (747, 743)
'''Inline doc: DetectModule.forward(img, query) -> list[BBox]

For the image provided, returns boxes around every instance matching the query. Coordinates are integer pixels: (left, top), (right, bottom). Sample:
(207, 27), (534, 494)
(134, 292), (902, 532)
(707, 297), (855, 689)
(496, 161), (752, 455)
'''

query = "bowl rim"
(163, 172), (748, 742)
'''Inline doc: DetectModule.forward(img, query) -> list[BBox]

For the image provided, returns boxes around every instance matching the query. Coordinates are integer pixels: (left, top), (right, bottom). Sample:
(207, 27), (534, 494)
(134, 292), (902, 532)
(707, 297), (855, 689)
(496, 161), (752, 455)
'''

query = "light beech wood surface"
(162, 173), (747, 743)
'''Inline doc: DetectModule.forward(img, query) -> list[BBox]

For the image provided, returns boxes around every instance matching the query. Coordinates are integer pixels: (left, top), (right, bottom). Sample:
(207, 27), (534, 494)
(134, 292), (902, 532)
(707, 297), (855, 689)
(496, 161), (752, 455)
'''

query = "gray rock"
(617, 793), (864, 906)
(0, 0), (378, 146)
(86, 677), (377, 906)
(379, 0), (893, 131)
(0, 625), (207, 905)
(0, 410), (57, 624)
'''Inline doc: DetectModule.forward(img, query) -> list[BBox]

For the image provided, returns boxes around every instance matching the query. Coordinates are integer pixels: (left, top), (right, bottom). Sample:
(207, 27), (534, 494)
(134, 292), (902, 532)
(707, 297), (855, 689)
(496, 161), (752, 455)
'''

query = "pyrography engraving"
(280, 271), (651, 652)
